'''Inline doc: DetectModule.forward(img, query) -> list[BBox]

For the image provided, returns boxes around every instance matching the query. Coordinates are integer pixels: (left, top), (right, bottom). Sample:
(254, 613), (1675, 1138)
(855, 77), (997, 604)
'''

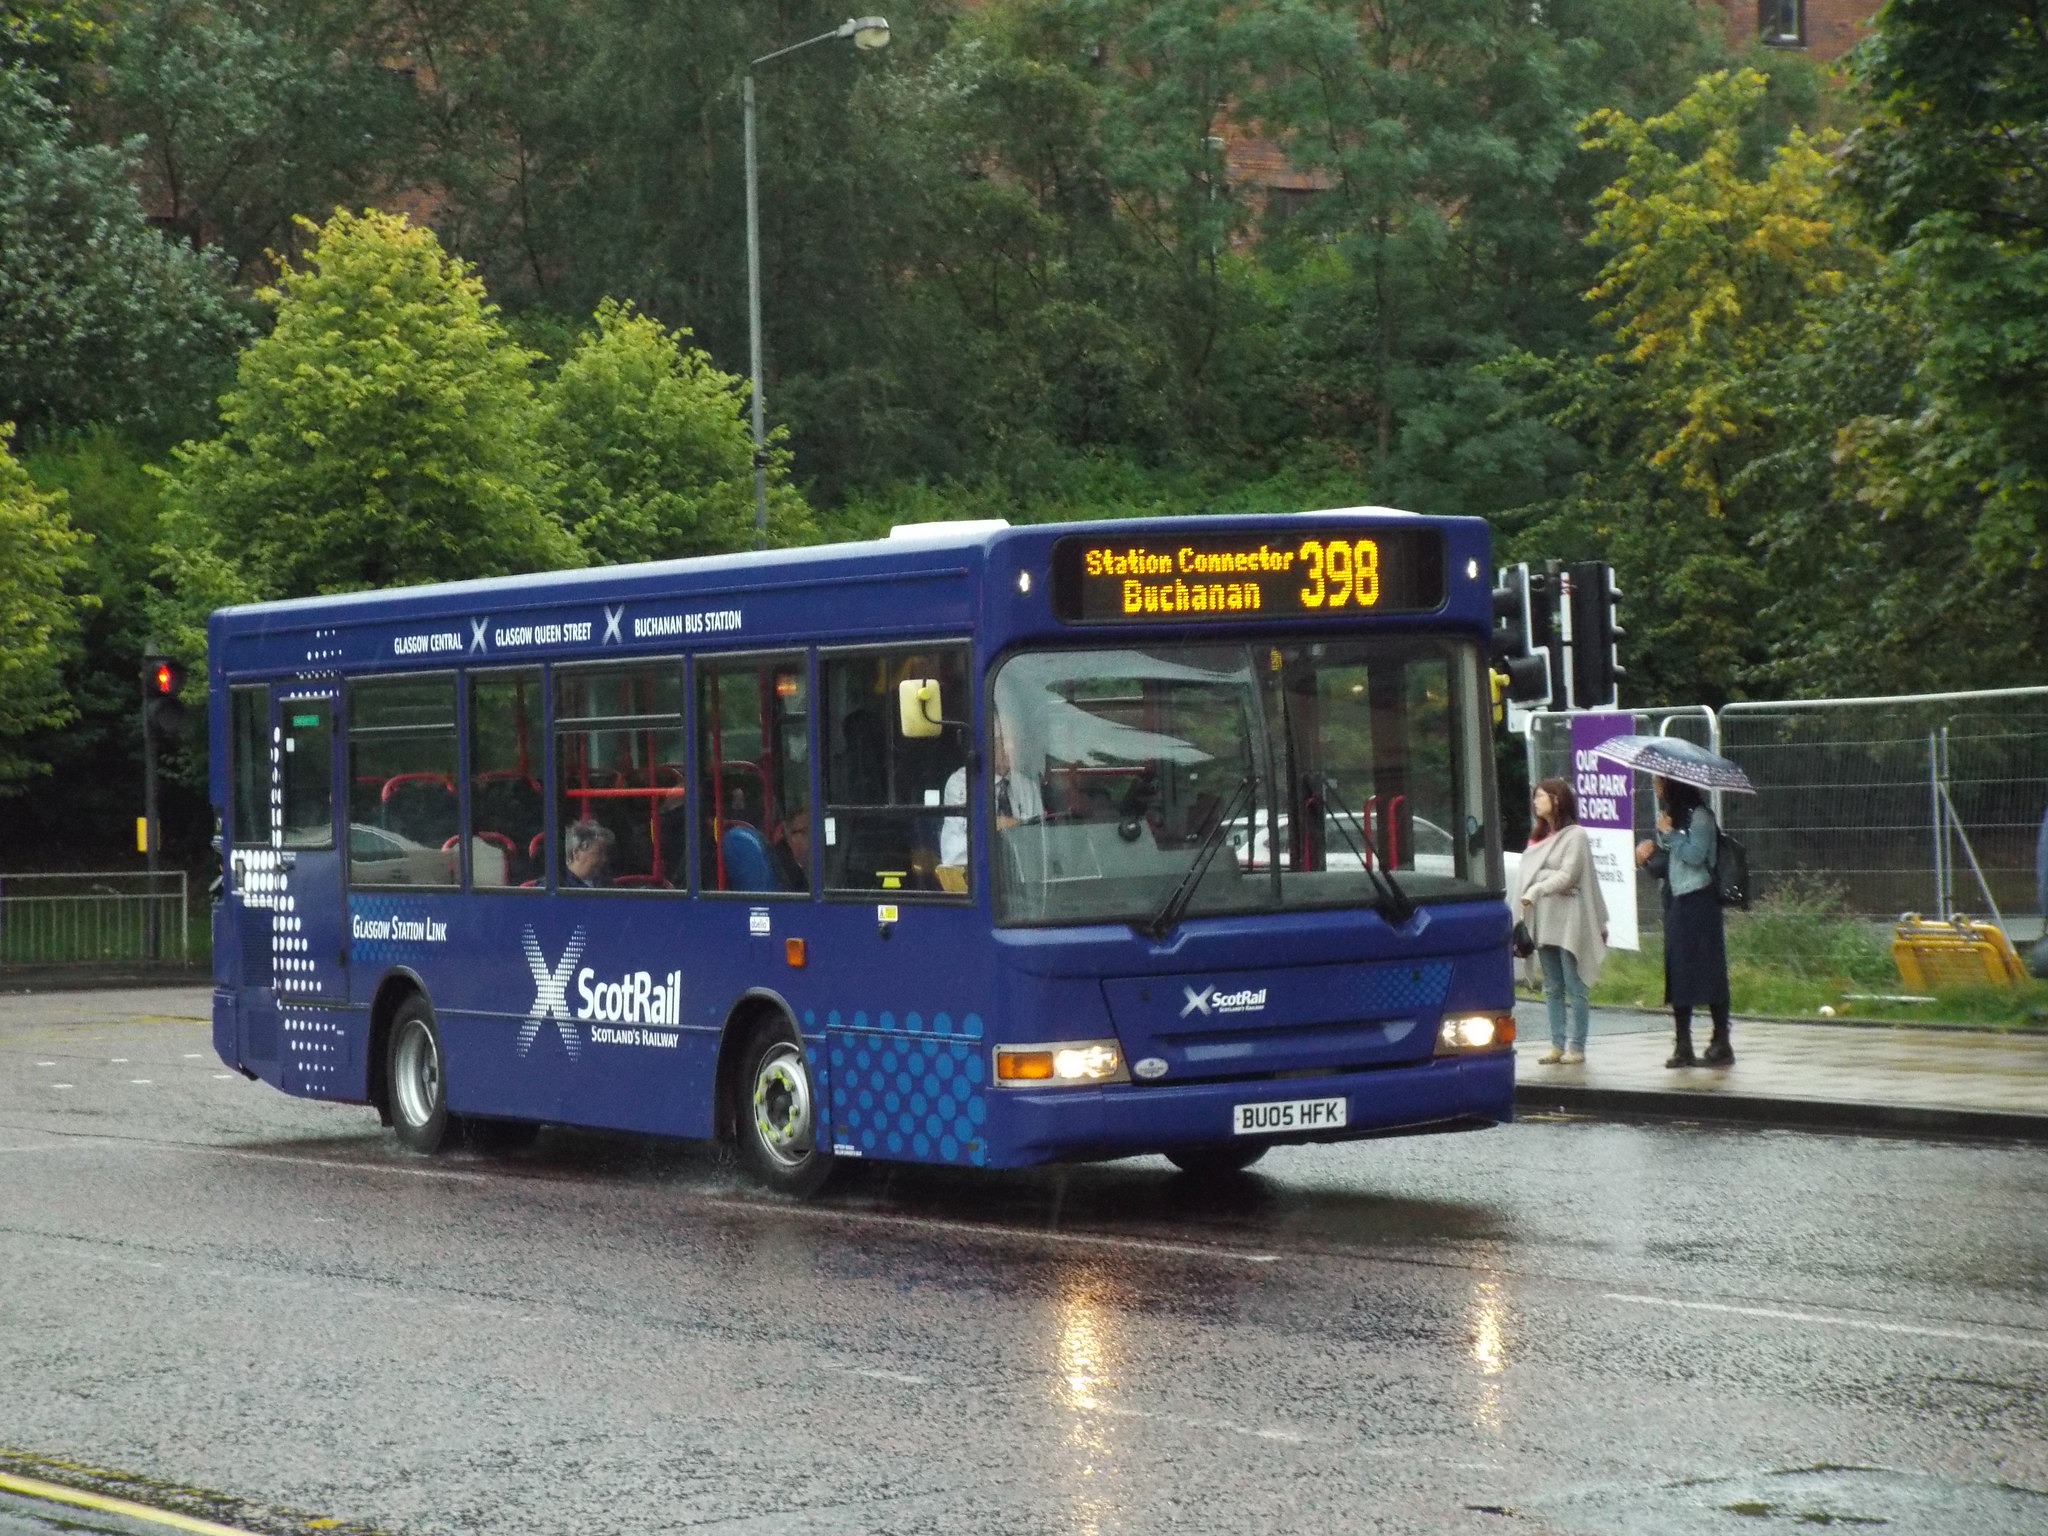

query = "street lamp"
(744, 15), (890, 548)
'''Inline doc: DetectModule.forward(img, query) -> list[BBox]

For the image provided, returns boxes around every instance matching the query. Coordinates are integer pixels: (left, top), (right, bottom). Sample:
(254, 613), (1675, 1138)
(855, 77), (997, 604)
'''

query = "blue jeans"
(1538, 944), (1590, 1051)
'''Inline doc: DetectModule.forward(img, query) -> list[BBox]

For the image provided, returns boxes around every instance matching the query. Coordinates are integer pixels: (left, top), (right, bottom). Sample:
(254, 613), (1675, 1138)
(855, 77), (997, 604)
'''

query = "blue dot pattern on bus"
(813, 1007), (988, 1166)
(1344, 962), (1453, 1017)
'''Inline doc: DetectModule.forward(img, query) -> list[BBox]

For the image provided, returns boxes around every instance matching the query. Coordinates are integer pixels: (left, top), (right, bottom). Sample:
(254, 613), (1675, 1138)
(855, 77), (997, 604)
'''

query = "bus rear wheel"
(1166, 1143), (1268, 1176)
(389, 996), (454, 1154)
(736, 1019), (837, 1198)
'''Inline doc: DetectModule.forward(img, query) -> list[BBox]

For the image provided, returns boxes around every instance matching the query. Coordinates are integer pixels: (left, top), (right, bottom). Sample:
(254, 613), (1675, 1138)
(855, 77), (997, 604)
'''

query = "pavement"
(1513, 997), (2048, 1141)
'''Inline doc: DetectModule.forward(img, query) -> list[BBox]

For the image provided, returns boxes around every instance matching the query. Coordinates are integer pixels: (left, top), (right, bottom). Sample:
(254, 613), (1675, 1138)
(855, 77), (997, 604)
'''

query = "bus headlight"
(995, 1040), (1130, 1085)
(1436, 1014), (1516, 1053)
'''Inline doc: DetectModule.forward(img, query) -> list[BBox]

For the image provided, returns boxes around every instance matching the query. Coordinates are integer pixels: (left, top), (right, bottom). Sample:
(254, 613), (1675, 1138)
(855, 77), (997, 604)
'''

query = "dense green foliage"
(0, 62), (247, 441)
(0, 426), (91, 789)
(544, 299), (813, 563)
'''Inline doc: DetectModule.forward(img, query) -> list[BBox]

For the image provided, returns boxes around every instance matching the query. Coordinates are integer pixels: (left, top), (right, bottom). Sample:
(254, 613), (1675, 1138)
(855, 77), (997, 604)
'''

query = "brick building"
(1723, 0), (1884, 63)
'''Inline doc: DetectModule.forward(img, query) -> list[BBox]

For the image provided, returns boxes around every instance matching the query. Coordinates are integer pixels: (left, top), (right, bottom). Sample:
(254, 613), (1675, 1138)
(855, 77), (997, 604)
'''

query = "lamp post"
(744, 15), (890, 548)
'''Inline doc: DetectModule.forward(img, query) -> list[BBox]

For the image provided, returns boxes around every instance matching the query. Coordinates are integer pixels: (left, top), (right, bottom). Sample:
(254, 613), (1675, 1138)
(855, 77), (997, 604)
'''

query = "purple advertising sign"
(1570, 711), (1636, 830)
(1570, 711), (1638, 948)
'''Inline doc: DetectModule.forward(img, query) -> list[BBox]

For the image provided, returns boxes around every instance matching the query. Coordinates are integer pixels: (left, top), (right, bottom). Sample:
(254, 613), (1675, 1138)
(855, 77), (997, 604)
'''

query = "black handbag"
(1511, 918), (1536, 958)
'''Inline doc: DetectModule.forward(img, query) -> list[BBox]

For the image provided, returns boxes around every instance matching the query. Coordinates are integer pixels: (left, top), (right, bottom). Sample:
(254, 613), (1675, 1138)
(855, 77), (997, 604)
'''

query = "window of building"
(1266, 186), (1324, 223)
(698, 654), (811, 894)
(820, 645), (970, 895)
(469, 668), (545, 889)
(348, 676), (458, 887)
(555, 663), (686, 890)
(1759, 0), (1805, 46)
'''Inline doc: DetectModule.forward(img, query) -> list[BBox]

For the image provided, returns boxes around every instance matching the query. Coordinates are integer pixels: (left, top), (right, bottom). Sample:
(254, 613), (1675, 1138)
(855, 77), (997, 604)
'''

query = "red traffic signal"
(144, 655), (189, 740)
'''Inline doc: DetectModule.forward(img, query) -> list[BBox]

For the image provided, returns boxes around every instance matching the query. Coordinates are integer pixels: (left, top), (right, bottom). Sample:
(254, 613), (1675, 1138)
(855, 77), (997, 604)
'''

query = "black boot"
(1666, 1010), (1697, 1068)
(1702, 1015), (1734, 1067)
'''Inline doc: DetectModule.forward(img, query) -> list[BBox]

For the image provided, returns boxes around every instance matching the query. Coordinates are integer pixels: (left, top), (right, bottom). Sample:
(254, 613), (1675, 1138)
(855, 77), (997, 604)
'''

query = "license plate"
(1232, 1096), (1348, 1136)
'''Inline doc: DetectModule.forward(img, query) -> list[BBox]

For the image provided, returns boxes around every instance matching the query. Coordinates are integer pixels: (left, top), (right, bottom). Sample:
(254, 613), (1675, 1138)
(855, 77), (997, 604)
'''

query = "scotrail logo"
(1180, 984), (1269, 1018)
(519, 926), (587, 1060)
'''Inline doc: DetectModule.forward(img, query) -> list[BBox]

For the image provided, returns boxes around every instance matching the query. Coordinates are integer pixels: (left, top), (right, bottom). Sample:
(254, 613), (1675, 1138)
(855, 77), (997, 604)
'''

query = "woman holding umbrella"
(1637, 775), (1733, 1067)
(1593, 733), (1752, 1070)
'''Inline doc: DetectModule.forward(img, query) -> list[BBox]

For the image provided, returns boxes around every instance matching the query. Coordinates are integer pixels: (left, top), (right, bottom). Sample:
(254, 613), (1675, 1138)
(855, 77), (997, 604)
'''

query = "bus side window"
(278, 697), (334, 850)
(820, 646), (969, 895)
(554, 662), (685, 889)
(697, 654), (809, 894)
(230, 685), (271, 848)
(348, 676), (458, 887)
(470, 668), (544, 889)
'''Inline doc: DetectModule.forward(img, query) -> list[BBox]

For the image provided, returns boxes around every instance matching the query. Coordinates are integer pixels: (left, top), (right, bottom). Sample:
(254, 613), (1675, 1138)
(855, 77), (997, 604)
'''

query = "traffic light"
(1566, 561), (1624, 710)
(145, 656), (189, 741)
(1490, 563), (1555, 705)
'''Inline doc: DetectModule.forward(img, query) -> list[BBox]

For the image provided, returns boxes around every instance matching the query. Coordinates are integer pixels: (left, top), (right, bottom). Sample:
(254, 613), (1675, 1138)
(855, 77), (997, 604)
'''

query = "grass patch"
(1583, 877), (2048, 1028)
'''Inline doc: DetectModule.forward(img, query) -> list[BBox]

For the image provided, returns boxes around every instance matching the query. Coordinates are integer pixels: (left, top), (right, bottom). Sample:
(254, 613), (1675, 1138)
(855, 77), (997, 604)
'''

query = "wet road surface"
(1, 988), (2044, 1535)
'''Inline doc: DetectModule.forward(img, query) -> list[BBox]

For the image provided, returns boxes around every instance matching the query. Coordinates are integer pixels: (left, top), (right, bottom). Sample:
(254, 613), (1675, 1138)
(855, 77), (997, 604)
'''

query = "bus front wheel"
(389, 996), (454, 1154)
(736, 1019), (838, 1198)
(1166, 1144), (1268, 1176)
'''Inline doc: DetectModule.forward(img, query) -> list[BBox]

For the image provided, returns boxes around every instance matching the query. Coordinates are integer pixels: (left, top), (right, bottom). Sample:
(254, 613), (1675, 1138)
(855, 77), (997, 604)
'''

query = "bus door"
(273, 687), (350, 1014)
(225, 686), (347, 1077)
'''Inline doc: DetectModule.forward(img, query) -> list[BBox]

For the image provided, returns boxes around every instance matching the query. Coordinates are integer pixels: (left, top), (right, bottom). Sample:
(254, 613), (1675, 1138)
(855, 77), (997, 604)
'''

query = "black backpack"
(1714, 829), (1751, 909)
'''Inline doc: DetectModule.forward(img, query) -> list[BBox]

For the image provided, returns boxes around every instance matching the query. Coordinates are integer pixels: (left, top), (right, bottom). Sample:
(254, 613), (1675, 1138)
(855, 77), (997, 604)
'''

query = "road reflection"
(1467, 1267), (1511, 1432)
(1056, 1270), (1120, 1535)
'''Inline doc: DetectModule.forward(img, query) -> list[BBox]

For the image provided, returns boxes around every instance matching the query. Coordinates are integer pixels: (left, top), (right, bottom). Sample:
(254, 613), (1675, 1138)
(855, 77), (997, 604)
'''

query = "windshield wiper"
(1137, 774), (1256, 940)
(1314, 774), (1414, 925)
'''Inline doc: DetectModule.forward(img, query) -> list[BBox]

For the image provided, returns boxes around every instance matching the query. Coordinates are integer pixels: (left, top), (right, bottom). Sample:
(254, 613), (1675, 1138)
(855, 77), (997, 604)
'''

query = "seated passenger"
(562, 818), (614, 889)
(770, 805), (812, 892)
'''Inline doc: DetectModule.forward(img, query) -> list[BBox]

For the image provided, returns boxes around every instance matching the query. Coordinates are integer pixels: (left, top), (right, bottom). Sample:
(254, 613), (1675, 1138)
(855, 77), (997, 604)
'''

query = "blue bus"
(208, 511), (1515, 1194)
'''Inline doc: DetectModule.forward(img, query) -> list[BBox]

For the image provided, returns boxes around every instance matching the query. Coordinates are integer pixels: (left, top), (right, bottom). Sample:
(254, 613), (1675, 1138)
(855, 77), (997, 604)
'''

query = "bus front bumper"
(985, 1049), (1515, 1168)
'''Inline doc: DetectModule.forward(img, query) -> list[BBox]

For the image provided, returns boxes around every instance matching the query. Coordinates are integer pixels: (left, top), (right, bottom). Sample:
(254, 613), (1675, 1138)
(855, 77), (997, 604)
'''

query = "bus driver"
(941, 716), (1041, 870)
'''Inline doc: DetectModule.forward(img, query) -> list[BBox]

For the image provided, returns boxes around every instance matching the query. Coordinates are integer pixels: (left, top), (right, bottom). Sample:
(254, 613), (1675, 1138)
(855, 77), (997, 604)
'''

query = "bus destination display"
(1050, 527), (1446, 624)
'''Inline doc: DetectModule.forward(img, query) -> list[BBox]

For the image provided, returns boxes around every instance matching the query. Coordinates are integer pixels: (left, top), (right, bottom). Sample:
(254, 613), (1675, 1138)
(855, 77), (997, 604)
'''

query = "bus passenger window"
(469, 669), (544, 889)
(821, 646), (969, 895)
(278, 697), (334, 850)
(554, 663), (685, 889)
(230, 686), (271, 848)
(697, 655), (810, 894)
(348, 676), (457, 887)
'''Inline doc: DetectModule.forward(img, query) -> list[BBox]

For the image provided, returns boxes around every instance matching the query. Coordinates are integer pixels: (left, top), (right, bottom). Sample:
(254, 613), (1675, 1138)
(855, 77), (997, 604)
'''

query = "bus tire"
(388, 995), (454, 1154)
(735, 1017), (837, 1198)
(1166, 1143), (1268, 1176)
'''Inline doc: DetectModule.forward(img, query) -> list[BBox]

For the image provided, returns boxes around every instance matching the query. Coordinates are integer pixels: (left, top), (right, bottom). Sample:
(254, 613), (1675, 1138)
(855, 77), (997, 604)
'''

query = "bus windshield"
(989, 637), (1499, 926)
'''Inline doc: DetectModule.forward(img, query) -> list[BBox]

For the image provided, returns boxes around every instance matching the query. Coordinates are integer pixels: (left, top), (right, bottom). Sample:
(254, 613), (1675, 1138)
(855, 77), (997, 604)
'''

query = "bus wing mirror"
(898, 678), (944, 739)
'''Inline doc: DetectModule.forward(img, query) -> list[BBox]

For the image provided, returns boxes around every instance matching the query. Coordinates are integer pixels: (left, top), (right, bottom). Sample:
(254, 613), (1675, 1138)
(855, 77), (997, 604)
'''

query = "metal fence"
(1527, 686), (2048, 958)
(0, 871), (191, 966)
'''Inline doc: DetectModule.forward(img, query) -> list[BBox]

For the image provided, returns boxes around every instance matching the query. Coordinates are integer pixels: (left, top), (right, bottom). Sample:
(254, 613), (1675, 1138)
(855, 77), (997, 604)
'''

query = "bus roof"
(211, 507), (1450, 626)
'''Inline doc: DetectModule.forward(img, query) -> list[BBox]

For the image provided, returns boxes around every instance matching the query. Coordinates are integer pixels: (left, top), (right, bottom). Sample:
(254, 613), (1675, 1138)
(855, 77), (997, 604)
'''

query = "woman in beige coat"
(1517, 778), (1608, 1064)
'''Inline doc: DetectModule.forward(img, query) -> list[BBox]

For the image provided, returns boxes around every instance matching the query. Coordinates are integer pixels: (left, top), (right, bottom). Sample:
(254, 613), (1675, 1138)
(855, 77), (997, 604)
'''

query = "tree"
(0, 424), (91, 790)
(1829, 0), (2048, 679)
(0, 62), (247, 443)
(1245, 0), (1720, 516)
(542, 298), (813, 562)
(1517, 69), (1874, 703)
(155, 207), (579, 640)
(83, 0), (427, 279)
